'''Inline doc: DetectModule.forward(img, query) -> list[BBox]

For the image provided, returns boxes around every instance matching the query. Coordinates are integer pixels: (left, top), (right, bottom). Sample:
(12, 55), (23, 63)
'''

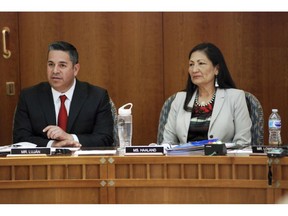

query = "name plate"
(10, 148), (51, 155)
(125, 146), (164, 155)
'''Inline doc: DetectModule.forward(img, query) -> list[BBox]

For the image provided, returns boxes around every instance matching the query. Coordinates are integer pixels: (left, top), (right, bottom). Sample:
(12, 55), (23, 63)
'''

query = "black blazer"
(13, 79), (114, 147)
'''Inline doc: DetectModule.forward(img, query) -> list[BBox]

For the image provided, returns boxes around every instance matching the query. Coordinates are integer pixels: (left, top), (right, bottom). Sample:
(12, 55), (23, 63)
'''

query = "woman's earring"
(215, 75), (219, 87)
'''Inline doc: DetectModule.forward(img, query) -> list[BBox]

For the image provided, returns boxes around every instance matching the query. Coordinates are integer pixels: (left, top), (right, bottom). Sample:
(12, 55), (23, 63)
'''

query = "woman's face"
(188, 51), (218, 88)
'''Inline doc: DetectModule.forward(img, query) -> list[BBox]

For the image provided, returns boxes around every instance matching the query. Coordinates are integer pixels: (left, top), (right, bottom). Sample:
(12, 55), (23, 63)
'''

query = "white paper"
(227, 148), (252, 156)
(0, 142), (37, 153)
(75, 150), (117, 156)
(11, 142), (37, 148)
(51, 147), (80, 152)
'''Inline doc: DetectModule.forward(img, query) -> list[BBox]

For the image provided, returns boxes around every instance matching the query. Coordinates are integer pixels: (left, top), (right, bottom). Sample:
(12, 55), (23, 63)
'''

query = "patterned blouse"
(187, 100), (215, 142)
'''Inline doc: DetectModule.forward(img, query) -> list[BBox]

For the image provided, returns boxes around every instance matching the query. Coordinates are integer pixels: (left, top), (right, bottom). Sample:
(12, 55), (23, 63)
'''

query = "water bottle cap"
(118, 103), (133, 115)
(272, 109), (278, 112)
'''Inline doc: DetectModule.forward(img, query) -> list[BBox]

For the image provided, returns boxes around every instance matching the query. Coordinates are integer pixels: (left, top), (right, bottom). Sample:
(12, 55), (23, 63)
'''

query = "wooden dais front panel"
(0, 156), (108, 204)
(107, 156), (287, 204)
(1, 155), (288, 204)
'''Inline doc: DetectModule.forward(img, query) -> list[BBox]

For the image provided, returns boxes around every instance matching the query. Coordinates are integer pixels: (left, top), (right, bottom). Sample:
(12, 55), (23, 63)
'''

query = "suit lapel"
(39, 83), (56, 125)
(210, 89), (225, 128)
(67, 80), (87, 132)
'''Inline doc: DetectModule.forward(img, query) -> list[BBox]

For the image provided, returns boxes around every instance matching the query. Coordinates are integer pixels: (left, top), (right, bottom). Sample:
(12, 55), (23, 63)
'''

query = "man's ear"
(74, 63), (80, 76)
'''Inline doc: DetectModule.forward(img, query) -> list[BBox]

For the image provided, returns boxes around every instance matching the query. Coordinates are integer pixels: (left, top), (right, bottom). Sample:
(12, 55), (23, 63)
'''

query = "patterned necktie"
(58, 95), (68, 131)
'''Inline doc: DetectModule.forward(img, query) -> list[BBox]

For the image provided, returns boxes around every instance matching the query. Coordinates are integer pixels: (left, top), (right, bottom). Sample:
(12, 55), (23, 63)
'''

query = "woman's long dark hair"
(183, 42), (236, 112)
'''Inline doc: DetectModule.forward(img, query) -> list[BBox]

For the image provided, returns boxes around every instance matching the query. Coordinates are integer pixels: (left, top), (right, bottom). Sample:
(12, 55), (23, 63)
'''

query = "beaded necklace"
(195, 91), (216, 107)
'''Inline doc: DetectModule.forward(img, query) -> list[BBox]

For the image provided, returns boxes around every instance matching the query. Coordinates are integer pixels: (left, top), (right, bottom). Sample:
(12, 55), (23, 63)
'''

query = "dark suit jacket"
(13, 79), (114, 147)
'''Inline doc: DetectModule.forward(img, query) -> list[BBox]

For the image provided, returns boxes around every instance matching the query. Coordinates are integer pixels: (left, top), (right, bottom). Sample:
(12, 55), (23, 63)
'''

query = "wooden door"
(18, 12), (164, 145)
(0, 12), (20, 146)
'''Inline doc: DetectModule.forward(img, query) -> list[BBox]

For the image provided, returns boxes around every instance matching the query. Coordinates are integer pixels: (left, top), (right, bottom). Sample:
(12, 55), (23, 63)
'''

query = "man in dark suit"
(13, 41), (114, 147)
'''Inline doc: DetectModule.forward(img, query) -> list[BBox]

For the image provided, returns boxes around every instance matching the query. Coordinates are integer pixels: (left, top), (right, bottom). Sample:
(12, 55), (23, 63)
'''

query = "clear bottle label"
(269, 120), (281, 129)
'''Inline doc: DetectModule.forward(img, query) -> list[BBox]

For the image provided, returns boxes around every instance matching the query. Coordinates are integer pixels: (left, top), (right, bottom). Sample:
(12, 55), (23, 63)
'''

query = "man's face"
(47, 50), (79, 92)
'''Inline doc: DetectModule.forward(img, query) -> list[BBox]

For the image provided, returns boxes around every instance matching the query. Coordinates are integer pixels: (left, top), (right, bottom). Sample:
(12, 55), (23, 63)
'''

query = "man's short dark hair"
(48, 41), (79, 65)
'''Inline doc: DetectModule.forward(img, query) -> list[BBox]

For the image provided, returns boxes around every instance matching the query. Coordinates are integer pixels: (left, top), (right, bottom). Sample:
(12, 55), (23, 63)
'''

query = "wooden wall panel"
(12, 12), (288, 145)
(163, 12), (288, 144)
(18, 12), (164, 145)
(0, 12), (20, 145)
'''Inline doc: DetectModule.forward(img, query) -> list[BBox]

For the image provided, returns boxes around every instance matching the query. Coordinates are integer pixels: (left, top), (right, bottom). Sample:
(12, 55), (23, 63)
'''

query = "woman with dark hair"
(163, 42), (251, 145)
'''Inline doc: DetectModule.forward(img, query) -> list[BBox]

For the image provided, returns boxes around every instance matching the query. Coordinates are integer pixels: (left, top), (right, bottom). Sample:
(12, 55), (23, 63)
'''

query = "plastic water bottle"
(268, 109), (282, 145)
(117, 103), (133, 155)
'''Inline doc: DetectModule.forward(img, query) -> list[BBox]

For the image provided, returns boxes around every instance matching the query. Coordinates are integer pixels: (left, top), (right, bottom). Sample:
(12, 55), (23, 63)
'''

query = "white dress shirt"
(47, 78), (79, 147)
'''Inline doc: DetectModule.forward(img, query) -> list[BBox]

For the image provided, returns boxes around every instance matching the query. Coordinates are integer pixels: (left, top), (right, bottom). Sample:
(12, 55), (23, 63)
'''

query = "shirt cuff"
(72, 134), (79, 142)
(47, 140), (54, 147)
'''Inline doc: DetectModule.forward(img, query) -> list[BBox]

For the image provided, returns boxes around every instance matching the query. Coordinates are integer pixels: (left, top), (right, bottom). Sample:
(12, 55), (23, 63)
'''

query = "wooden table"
(0, 155), (287, 204)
